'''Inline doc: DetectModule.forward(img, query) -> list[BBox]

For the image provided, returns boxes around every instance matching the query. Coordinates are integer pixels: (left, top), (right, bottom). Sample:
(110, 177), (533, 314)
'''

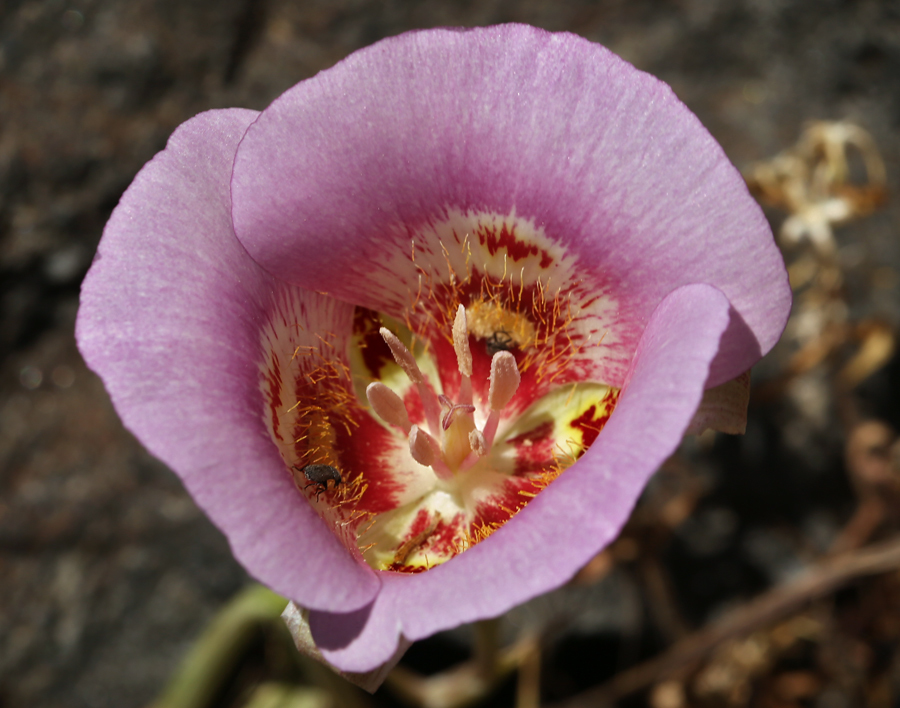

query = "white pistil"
(482, 351), (521, 449)
(380, 327), (441, 435)
(452, 305), (473, 405)
(442, 403), (476, 431)
(366, 382), (411, 434)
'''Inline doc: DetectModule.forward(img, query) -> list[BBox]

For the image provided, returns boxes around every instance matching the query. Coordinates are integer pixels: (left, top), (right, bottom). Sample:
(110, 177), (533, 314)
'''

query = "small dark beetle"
(294, 464), (343, 500)
(485, 330), (515, 355)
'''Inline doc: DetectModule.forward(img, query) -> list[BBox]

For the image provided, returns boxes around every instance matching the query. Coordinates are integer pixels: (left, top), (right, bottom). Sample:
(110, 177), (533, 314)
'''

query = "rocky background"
(2, 1), (899, 707)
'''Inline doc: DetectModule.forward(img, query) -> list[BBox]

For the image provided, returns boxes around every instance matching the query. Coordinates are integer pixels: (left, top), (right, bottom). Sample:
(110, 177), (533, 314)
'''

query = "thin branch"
(553, 535), (900, 708)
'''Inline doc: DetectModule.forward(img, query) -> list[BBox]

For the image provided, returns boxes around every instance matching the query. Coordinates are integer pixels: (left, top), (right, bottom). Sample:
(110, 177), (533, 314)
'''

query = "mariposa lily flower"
(77, 24), (790, 679)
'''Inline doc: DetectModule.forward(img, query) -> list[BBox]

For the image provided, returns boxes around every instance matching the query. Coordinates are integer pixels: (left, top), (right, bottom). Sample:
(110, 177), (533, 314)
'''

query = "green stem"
(148, 584), (288, 708)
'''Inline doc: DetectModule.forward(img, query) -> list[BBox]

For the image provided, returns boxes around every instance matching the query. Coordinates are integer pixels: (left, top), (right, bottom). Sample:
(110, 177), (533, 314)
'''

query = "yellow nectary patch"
(466, 298), (536, 349)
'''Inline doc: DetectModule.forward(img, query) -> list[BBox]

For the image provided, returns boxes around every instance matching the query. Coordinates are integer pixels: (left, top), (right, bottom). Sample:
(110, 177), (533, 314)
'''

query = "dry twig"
(553, 535), (900, 707)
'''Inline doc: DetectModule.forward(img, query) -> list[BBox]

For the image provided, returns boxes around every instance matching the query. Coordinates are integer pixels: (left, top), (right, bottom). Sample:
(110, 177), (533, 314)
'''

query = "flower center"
(367, 306), (522, 478)
(260, 211), (623, 574)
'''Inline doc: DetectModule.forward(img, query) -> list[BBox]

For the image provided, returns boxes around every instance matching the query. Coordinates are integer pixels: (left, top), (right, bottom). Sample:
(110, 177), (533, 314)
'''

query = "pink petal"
(311, 283), (733, 671)
(76, 110), (379, 612)
(283, 602), (411, 692)
(231, 25), (789, 388)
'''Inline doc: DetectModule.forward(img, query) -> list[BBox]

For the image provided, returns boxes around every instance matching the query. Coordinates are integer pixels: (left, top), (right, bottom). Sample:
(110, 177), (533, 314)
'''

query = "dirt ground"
(2, 1), (899, 707)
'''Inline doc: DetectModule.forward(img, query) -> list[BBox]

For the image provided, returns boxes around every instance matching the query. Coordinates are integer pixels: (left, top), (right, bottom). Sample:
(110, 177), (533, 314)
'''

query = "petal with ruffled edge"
(231, 25), (790, 391)
(309, 283), (732, 671)
(78, 24), (793, 681)
(76, 110), (379, 613)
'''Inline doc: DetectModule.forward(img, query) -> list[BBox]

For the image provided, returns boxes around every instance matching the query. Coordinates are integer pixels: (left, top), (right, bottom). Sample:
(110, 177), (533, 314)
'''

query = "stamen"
(468, 429), (486, 457)
(408, 424), (434, 465)
(409, 425), (453, 479)
(453, 305), (473, 405)
(488, 351), (521, 411)
(380, 327), (423, 383)
(366, 382), (411, 434)
(482, 351), (522, 449)
(380, 327), (442, 435)
(452, 305), (473, 376)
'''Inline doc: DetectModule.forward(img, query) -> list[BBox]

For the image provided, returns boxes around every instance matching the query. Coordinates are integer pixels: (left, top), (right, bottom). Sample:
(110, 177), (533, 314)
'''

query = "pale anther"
(366, 382), (411, 434)
(408, 425), (435, 467)
(468, 429), (486, 457)
(452, 305), (474, 406)
(488, 351), (521, 411)
(379, 327), (442, 436)
(452, 305), (473, 377)
(380, 327), (422, 384)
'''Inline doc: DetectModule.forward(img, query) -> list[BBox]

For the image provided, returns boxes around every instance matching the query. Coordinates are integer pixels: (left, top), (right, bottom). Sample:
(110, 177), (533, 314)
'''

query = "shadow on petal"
(708, 302), (765, 387)
(310, 601), (376, 650)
